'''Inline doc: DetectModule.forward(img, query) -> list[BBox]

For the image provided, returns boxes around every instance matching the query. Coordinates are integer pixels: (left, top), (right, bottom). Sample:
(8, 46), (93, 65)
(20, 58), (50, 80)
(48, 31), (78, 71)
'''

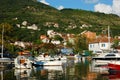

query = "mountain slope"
(0, 0), (120, 42)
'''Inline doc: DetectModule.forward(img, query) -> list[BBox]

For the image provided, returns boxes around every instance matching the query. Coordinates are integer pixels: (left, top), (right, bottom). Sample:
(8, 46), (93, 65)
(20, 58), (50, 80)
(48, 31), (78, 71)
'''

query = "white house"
(51, 40), (61, 45)
(14, 41), (32, 48)
(40, 35), (50, 43)
(89, 35), (113, 53)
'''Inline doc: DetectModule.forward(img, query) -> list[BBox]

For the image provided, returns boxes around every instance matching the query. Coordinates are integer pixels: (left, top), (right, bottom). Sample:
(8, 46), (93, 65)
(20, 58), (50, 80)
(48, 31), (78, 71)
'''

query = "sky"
(38, 0), (120, 16)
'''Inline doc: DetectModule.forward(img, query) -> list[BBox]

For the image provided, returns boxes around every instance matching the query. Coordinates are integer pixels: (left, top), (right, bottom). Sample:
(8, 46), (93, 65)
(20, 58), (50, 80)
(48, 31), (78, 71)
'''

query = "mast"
(108, 26), (110, 51)
(1, 25), (4, 58)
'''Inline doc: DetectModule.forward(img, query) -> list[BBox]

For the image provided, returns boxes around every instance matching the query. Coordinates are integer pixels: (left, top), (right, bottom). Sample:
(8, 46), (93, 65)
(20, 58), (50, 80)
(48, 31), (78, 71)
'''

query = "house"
(89, 35), (114, 53)
(81, 31), (96, 42)
(51, 40), (61, 45)
(40, 35), (49, 43)
(14, 41), (32, 48)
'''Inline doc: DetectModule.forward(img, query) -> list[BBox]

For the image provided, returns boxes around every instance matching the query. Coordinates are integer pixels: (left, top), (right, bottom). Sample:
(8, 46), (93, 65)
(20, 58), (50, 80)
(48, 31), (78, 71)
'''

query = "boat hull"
(108, 63), (120, 71)
(14, 56), (32, 69)
(33, 60), (62, 66)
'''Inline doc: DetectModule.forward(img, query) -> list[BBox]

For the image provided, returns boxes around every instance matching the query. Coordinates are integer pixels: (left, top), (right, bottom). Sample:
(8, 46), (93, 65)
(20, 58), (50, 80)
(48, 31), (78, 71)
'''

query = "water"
(0, 59), (115, 80)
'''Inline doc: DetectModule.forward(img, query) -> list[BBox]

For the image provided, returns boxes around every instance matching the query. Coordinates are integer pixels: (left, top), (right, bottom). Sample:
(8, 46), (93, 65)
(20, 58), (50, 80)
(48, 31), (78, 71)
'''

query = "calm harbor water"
(0, 58), (115, 80)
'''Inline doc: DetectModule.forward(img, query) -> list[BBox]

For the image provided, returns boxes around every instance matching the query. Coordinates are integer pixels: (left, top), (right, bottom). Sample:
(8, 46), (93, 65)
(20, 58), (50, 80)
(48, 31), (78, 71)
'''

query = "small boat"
(34, 53), (54, 61)
(54, 55), (67, 63)
(54, 55), (67, 60)
(33, 60), (62, 66)
(14, 51), (32, 69)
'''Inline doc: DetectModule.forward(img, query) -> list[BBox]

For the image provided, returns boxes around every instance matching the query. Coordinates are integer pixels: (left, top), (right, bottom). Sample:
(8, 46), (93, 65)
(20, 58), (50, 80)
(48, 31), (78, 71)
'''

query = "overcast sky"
(38, 0), (120, 16)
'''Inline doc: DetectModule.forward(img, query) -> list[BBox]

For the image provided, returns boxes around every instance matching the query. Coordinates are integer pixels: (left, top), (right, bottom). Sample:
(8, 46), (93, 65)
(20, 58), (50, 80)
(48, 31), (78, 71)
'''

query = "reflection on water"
(90, 60), (109, 74)
(14, 69), (32, 80)
(1, 58), (117, 80)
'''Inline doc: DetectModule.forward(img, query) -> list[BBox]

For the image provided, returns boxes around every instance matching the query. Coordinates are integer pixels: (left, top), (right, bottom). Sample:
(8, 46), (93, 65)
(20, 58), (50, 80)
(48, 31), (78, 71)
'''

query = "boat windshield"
(105, 54), (116, 57)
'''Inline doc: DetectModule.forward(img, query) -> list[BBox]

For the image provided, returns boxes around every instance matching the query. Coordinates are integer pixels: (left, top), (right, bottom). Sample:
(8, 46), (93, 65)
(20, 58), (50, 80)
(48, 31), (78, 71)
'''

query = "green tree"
(0, 23), (15, 54)
(34, 39), (42, 44)
(53, 35), (63, 42)
(74, 35), (88, 54)
(111, 39), (120, 49)
(0, 23), (13, 41)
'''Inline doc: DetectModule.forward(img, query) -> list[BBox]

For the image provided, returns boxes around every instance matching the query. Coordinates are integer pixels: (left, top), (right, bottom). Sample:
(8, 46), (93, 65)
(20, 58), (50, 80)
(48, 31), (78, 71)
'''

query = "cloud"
(84, 0), (99, 4)
(57, 5), (64, 10)
(112, 0), (120, 16)
(40, 0), (50, 5)
(94, 0), (120, 16)
(94, 3), (112, 14)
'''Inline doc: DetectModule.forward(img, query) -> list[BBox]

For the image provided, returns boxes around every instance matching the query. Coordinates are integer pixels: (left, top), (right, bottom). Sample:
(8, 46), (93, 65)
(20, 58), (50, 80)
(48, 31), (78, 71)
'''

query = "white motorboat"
(92, 51), (120, 65)
(33, 60), (62, 66)
(54, 55), (67, 60)
(34, 53), (54, 61)
(53, 55), (67, 63)
(14, 51), (32, 69)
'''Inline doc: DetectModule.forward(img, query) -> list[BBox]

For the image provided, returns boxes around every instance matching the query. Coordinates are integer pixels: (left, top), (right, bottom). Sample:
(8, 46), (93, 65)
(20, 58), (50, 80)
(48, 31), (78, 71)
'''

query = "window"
(90, 44), (94, 48)
(101, 44), (105, 47)
(90, 44), (92, 48)
(105, 54), (115, 57)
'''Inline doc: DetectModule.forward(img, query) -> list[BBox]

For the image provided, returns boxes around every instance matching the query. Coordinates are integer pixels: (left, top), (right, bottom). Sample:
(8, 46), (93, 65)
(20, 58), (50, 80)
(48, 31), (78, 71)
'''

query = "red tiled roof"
(90, 35), (114, 43)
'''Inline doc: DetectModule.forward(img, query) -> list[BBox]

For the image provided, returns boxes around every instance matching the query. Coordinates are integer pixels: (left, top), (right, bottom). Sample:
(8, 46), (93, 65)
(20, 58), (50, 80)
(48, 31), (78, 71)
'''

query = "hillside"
(0, 0), (120, 42)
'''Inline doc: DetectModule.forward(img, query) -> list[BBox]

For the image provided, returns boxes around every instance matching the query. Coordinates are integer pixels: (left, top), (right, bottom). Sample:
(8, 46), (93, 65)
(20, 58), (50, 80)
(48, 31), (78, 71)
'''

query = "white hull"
(34, 60), (62, 66)
(14, 56), (32, 69)
(92, 52), (120, 65)
(93, 60), (112, 65)
(35, 55), (54, 61)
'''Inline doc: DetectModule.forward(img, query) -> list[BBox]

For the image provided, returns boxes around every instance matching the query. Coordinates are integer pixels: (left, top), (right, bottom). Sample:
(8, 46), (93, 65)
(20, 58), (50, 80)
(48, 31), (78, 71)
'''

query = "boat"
(34, 53), (54, 61)
(14, 51), (33, 69)
(54, 55), (67, 61)
(92, 51), (120, 65)
(33, 53), (63, 66)
(53, 55), (67, 63)
(33, 60), (62, 66)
